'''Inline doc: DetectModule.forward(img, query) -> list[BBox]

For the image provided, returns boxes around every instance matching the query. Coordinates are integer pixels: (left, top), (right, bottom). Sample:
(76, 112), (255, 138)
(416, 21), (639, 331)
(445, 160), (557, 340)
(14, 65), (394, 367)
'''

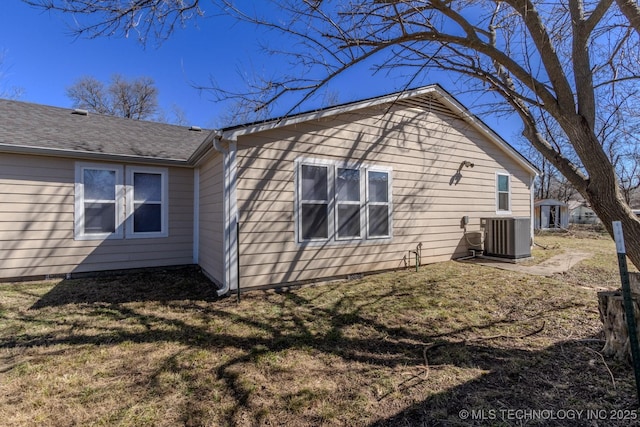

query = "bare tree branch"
(615, 0), (640, 36)
(23, 0), (203, 43)
(23, 0), (640, 268)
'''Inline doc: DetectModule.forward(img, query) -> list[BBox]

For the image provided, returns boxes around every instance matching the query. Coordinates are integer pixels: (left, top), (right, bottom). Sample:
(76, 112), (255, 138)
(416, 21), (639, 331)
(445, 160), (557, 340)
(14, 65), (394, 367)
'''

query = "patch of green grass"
(0, 241), (638, 426)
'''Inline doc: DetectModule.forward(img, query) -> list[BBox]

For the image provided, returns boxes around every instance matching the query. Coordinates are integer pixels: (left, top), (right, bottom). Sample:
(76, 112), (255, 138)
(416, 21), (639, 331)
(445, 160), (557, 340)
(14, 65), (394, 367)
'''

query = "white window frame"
(335, 166), (364, 241)
(496, 172), (511, 214)
(296, 158), (334, 242)
(295, 157), (392, 245)
(74, 162), (124, 241)
(366, 167), (393, 239)
(125, 166), (169, 239)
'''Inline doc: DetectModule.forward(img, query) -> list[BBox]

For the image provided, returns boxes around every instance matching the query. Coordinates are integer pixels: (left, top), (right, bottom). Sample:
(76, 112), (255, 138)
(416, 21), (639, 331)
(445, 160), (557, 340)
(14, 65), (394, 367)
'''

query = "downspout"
(193, 168), (200, 265)
(212, 132), (238, 297)
(212, 133), (231, 297)
(530, 174), (536, 246)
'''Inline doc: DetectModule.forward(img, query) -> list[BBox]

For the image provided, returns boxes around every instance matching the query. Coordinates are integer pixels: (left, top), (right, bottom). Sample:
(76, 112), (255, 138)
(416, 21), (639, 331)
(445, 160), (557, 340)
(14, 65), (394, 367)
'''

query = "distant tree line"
(67, 74), (158, 120)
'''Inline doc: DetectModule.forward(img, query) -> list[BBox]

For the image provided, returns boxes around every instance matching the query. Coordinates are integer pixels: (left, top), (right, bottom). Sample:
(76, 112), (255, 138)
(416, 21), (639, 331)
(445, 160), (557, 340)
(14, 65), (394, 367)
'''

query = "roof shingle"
(0, 99), (209, 162)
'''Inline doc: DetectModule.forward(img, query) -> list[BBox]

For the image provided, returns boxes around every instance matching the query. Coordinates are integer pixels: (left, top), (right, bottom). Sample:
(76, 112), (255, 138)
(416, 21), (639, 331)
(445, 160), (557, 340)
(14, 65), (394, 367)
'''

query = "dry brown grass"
(534, 225), (637, 289)
(1, 235), (638, 426)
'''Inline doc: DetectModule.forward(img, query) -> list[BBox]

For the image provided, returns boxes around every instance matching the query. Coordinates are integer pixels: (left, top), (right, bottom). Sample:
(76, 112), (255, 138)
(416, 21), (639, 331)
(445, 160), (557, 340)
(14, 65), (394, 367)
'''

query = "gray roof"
(0, 98), (209, 162)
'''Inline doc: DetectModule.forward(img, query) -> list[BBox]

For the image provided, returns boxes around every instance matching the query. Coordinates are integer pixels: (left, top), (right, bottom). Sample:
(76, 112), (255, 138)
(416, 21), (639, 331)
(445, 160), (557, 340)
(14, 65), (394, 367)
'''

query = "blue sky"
(0, 1), (522, 143)
(1, 1), (248, 127)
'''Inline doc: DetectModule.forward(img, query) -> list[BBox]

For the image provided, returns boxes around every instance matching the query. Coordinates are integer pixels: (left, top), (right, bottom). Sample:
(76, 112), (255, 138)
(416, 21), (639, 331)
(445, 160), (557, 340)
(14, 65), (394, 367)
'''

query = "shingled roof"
(0, 99), (209, 163)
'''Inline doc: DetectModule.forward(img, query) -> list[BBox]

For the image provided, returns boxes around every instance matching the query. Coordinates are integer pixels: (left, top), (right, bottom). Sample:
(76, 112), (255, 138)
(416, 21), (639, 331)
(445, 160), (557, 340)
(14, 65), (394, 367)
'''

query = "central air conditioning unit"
(480, 217), (531, 260)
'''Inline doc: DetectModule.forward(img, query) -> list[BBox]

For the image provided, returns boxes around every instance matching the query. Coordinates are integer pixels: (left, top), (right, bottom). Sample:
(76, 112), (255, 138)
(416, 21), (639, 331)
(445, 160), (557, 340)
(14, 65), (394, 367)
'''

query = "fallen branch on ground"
(423, 322), (546, 353)
(467, 321), (546, 342)
(585, 346), (616, 389)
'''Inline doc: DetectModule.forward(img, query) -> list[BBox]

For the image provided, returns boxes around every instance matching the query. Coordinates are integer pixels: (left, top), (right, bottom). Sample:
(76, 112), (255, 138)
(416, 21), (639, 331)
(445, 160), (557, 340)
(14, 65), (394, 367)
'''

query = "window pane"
(133, 203), (162, 233)
(337, 204), (360, 238)
(337, 168), (360, 202)
(369, 205), (389, 237)
(301, 203), (328, 239)
(301, 165), (328, 201)
(498, 175), (509, 192)
(84, 203), (115, 233)
(134, 173), (162, 202)
(368, 171), (388, 203)
(84, 169), (115, 200)
(498, 193), (509, 211)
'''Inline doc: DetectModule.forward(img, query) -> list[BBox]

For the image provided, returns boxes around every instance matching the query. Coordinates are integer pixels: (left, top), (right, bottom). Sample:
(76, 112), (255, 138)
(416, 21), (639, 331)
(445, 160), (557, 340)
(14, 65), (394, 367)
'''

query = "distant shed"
(534, 199), (569, 230)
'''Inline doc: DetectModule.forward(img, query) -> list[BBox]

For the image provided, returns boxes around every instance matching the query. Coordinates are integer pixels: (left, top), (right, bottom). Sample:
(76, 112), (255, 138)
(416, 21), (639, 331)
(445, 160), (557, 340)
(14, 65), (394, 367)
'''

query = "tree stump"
(598, 272), (640, 362)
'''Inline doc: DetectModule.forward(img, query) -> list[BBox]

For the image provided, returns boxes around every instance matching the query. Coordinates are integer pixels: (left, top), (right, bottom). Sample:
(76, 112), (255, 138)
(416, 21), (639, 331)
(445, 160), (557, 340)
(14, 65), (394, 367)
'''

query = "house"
(534, 199), (569, 230)
(569, 202), (600, 225)
(0, 85), (538, 293)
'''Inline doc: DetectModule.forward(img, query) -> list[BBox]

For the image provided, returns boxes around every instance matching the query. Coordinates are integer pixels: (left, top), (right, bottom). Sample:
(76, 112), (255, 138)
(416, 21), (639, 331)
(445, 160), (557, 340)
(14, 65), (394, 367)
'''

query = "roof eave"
(0, 143), (190, 167)
(187, 130), (224, 166)
(220, 85), (441, 141)
(217, 84), (539, 177)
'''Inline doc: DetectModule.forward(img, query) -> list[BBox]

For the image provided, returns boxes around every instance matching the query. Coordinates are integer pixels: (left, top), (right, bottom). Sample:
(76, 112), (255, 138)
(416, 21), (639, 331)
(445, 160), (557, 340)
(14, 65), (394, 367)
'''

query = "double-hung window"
(336, 168), (361, 239)
(126, 167), (169, 238)
(300, 164), (329, 240)
(296, 158), (392, 244)
(74, 163), (168, 240)
(75, 163), (124, 240)
(367, 170), (391, 238)
(496, 172), (511, 213)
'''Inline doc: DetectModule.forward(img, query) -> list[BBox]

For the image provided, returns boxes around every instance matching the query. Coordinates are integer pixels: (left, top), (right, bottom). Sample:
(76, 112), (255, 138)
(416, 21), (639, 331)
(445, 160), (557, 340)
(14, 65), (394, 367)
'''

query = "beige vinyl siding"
(236, 103), (533, 288)
(0, 153), (194, 279)
(197, 152), (225, 284)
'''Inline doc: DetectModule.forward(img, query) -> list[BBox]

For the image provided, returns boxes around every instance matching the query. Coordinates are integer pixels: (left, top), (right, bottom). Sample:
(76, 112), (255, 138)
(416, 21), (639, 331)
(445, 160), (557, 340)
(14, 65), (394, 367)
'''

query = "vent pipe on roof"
(189, 126), (202, 131)
(72, 108), (89, 116)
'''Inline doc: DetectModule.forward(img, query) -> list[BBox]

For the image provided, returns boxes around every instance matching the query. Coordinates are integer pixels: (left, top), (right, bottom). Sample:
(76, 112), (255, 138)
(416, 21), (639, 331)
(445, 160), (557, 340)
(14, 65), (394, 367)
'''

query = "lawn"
(1, 230), (639, 426)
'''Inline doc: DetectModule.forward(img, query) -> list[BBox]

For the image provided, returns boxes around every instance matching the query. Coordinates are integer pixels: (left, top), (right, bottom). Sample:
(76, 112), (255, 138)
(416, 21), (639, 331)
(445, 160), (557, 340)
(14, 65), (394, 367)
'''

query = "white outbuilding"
(534, 199), (569, 230)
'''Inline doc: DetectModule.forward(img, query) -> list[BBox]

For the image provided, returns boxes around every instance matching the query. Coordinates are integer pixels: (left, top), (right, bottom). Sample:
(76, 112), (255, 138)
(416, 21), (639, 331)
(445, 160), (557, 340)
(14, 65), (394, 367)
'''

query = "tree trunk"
(586, 183), (640, 270)
(598, 273), (640, 362)
(560, 118), (640, 271)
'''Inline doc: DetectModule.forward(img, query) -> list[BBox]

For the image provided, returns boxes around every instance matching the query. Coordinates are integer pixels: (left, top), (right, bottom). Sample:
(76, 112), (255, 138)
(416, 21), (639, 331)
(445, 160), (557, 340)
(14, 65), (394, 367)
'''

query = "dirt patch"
(470, 251), (592, 277)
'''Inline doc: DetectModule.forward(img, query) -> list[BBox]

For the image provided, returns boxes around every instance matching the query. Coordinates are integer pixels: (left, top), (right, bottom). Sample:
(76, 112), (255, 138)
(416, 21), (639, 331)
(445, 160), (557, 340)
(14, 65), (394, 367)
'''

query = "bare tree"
(67, 74), (158, 120)
(0, 50), (24, 99)
(617, 154), (640, 205)
(532, 156), (577, 203)
(24, 0), (640, 269)
(156, 104), (192, 126)
(66, 75), (110, 114)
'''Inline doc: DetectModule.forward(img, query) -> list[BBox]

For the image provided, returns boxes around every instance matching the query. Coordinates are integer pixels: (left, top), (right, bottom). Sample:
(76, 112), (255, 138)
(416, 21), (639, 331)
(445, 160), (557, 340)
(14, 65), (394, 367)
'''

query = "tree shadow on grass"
(29, 266), (220, 309)
(369, 337), (638, 426)
(5, 274), (638, 426)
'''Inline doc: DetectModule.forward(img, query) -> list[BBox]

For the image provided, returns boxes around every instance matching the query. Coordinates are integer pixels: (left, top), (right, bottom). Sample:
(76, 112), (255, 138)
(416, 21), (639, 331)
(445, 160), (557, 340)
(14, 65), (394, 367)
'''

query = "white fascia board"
(220, 86), (440, 140)
(431, 91), (539, 177)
